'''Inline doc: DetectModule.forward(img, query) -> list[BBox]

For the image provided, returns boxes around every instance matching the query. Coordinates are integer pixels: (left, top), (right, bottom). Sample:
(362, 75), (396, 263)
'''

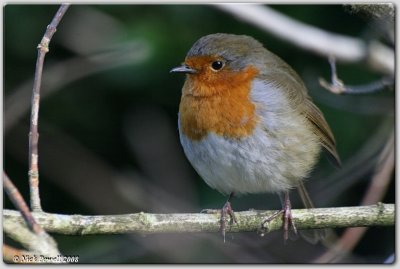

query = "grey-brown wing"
(303, 99), (341, 167)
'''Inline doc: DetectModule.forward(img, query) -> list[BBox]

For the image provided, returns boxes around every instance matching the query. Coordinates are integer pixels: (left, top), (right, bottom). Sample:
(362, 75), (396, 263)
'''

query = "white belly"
(179, 123), (320, 195)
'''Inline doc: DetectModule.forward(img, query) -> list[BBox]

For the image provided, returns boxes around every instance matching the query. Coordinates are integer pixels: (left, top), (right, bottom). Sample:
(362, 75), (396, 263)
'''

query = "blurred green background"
(4, 4), (394, 263)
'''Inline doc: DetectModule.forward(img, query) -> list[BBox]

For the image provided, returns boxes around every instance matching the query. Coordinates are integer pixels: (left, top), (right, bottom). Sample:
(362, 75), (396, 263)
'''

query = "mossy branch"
(3, 203), (394, 236)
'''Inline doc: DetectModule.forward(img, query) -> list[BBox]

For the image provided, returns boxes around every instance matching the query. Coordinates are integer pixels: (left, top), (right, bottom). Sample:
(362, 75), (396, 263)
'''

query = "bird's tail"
(296, 182), (338, 246)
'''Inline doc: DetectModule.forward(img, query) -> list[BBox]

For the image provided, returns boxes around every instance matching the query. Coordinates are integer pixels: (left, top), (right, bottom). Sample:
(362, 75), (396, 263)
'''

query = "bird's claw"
(200, 209), (219, 214)
(283, 201), (297, 242)
(259, 209), (282, 236)
(220, 201), (237, 242)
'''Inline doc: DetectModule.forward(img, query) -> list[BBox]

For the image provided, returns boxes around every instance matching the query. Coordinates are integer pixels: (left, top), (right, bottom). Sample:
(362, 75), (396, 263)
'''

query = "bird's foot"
(220, 200), (237, 242)
(200, 209), (219, 214)
(260, 191), (297, 243)
(260, 209), (282, 236)
(282, 195), (297, 242)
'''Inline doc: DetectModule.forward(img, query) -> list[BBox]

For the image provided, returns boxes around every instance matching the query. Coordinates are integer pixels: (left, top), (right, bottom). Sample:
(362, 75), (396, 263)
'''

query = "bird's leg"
(261, 191), (297, 242)
(282, 190), (297, 242)
(220, 192), (237, 242)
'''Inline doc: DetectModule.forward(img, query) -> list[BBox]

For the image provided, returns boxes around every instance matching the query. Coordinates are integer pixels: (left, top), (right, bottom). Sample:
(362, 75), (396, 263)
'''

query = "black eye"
(211, 61), (224, 71)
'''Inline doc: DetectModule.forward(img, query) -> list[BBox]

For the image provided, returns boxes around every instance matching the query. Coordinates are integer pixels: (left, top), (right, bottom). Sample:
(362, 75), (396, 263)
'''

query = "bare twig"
(319, 56), (393, 94)
(361, 131), (395, 205)
(215, 4), (394, 74)
(28, 3), (70, 212)
(3, 204), (394, 236)
(315, 131), (394, 263)
(3, 172), (44, 235)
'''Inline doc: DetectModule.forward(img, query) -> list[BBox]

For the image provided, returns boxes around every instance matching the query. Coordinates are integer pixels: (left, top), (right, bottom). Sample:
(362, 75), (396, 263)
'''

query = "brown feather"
(303, 99), (341, 167)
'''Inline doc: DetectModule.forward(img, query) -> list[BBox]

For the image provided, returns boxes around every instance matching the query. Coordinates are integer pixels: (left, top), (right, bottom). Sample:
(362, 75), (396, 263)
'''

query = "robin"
(171, 33), (340, 242)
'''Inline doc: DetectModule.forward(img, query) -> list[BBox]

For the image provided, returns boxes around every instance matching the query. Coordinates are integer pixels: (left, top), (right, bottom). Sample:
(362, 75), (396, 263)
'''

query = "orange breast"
(179, 65), (259, 140)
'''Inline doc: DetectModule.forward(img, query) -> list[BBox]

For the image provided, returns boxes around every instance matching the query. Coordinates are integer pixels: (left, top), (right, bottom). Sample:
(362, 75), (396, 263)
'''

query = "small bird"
(171, 33), (340, 242)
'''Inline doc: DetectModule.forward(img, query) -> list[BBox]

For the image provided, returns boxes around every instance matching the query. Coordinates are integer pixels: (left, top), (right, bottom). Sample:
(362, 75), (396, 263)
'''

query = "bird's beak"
(170, 64), (197, 74)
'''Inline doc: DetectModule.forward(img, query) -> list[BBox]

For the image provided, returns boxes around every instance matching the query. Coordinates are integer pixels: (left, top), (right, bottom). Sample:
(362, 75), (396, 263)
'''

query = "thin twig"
(28, 3), (70, 212)
(319, 56), (393, 94)
(3, 204), (394, 236)
(3, 172), (44, 235)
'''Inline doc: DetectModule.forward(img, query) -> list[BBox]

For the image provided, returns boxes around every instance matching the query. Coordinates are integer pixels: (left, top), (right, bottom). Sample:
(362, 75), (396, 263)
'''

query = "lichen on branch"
(3, 204), (394, 236)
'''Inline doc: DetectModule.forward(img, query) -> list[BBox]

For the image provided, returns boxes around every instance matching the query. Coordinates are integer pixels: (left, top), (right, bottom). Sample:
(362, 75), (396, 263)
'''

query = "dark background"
(4, 4), (394, 263)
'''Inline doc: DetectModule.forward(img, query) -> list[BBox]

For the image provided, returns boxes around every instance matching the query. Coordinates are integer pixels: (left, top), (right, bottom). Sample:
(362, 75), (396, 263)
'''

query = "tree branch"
(215, 4), (394, 75)
(28, 3), (70, 212)
(319, 56), (393, 95)
(3, 218), (61, 262)
(3, 204), (394, 236)
(3, 172), (61, 262)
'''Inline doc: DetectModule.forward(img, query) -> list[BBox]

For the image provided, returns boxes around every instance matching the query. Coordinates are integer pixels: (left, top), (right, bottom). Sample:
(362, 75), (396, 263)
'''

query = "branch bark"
(3, 204), (394, 236)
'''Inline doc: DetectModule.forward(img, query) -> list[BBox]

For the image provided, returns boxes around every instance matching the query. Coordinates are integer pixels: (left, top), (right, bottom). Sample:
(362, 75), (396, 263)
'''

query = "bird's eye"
(210, 61), (224, 71)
